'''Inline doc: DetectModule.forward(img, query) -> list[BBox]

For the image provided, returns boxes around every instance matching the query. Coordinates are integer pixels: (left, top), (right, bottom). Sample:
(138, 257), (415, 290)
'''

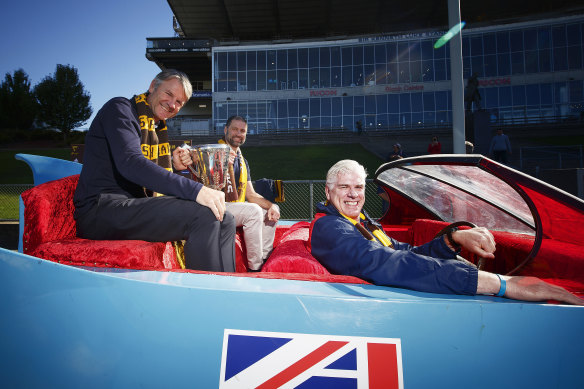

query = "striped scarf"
(134, 93), (172, 173)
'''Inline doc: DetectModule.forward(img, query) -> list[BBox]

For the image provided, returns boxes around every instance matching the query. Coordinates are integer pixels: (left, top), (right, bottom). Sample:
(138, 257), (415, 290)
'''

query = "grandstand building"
(146, 1), (583, 144)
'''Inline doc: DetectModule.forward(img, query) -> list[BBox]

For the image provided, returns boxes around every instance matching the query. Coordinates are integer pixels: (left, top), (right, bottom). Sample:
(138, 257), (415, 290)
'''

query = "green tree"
(34, 64), (92, 142)
(0, 69), (38, 130)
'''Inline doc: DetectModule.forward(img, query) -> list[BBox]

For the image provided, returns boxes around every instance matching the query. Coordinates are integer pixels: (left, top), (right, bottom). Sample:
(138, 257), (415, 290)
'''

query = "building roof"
(168, 0), (583, 41)
(149, 0), (583, 83)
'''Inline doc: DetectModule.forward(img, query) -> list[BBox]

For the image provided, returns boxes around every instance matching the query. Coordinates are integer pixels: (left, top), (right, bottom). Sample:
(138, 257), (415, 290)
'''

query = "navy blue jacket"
(310, 202), (478, 295)
(74, 97), (203, 218)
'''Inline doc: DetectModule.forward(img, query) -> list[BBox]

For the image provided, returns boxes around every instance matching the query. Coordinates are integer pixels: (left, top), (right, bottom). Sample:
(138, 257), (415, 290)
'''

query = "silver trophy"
(184, 143), (230, 190)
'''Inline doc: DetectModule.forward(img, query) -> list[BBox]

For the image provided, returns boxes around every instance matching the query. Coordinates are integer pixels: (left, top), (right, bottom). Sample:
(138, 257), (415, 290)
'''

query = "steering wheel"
(434, 221), (487, 270)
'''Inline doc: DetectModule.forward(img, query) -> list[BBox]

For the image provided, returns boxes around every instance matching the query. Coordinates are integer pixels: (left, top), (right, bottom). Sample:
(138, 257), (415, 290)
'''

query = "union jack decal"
(220, 329), (403, 388)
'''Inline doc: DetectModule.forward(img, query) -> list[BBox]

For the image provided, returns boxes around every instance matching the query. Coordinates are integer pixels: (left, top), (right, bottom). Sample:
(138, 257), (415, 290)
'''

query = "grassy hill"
(1, 143), (384, 184)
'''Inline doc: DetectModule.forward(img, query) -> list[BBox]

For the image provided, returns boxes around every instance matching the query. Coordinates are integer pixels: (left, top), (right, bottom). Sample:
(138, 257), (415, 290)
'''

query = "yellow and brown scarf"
(134, 93), (172, 174)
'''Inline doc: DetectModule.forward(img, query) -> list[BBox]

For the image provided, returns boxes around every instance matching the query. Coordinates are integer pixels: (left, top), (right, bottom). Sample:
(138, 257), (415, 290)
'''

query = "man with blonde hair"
(74, 70), (235, 272)
(310, 159), (583, 304)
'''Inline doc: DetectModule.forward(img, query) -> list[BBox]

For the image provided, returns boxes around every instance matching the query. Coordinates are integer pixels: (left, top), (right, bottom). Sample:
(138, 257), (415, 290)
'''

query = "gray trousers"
(226, 202), (276, 270)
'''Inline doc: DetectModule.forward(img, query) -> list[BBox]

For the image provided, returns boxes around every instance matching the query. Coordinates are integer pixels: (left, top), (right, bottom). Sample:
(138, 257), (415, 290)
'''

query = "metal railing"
(0, 181), (383, 222)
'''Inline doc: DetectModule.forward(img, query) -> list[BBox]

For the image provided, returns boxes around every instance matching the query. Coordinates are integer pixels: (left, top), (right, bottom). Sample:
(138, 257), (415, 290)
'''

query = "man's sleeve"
(311, 216), (478, 295)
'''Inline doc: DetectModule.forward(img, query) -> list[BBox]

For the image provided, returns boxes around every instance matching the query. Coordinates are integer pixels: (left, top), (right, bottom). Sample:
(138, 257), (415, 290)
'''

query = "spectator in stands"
(310, 159), (583, 304)
(216, 115), (280, 271)
(74, 69), (236, 272)
(427, 136), (442, 154)
(388, 143), (403, 161)
(489, 128), (512, 164)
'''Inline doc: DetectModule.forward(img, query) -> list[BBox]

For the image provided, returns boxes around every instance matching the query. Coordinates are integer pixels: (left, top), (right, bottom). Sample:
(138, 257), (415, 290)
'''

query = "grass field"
(0, 143), (384, 219)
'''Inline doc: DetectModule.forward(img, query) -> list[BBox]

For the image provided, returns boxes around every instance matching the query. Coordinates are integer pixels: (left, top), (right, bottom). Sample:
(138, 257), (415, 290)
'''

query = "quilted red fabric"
(21, 175), (179, 270)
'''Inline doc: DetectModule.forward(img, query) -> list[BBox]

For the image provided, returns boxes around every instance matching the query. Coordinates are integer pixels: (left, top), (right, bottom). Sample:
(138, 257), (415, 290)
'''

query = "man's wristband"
(495, 274), (507, 297)
(446, 227), (461, 251)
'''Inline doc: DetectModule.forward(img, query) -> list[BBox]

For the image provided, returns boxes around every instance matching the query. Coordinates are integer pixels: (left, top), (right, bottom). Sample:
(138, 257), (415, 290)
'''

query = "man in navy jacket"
(74, 70), (235, 272)
(311, 160), (583, 304)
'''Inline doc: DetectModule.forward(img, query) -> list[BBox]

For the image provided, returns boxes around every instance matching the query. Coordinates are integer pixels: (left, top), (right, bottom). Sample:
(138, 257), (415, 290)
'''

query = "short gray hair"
(325, 160), (367, 189)
(152, 69), (192, 101)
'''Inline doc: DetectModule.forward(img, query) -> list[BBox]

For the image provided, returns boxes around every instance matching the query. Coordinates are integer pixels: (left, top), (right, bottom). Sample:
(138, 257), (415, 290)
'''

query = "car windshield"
(377, 164), (535, 235)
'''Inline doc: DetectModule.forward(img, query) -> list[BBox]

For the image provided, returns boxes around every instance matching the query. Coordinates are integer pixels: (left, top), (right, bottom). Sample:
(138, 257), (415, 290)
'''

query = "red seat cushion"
(21, 175), (178, 270)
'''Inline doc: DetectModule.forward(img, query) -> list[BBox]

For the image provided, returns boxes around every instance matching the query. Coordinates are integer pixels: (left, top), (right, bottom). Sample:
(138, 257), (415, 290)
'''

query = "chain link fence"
(0, 181), (384, 222)
(278, 179), (384, 220)
(0, 184), (32, 221)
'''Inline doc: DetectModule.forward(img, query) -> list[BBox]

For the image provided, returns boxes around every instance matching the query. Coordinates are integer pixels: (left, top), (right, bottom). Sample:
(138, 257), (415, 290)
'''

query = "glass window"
(435, 91), (447, 111)
(227, 52), (236, 72)
(376, 94), (387, 114)
(320, 47), (330, 67)
(217, 52), (227, 72)
(364, 45), (374, 64)
(257, 51), (266, 70)
(342, 47), (352, 66)
(434, 42), (447, 59)
(552, 25), (566, 48)
(331, 67), (341, 87)
(278, 70), (287, 89)
(342, 96), (353, 116)
(567, 23), (581, 46)
(540, 83), (552, 105)
(353, 45), (363, 65)
(497, 31), (510, 53)
(310, 68), (319, 88)
(298, 48), (308, 68)
(298, 69), (308, 89)
(375, 44), (386, 64)
(331, 97), (342, 117)
(539, 49), (551, 72)
(421, 40), (434, 60)
(365, 95), (376, 114)
(398, 62), (410, 83)
(423, 92), (435, 111)
(387, 62), (398, 83)
(525, 84), (540, 106)
(310, 98), (320, 116)
(342, 66), (352, 87)
(510, 30), (523, 52)
(321, 98), (332, 116)
(553, 47), (568, 71)
(256, 70), (266, 90)
(410, 61), (422, 82)
(434, 59), (447, 81)
(411, 92), (423, 112)
(512, 85), (526, 106)
(499, 86), (512, 107)
(497, 53), (511, 76)
(409, 41), (421, 62)
(354, 96), (364, 115)
(422, 60), (434, 81)
(511, 52), (524, 74)
(471, 56), (484, 77)
(353, 65), (364, 86)
(524, 50), (538, 73)
(398, 42), (410, 62)
(388, 94), (399, 113)
(399, 93), (411, 112)
(364, 64), (375, 85)
(320, 68), (330, 87)
(267, 70), (277, 90)
(267, 51), (277, 70)
(247, 71), (256, 91)
(288, 69), (298, 89)
(309, 48), (319, 67)
(483, 34), (496, 55)
(569, 80), (583, 103)
(523, 28), (538, 51)
(287, 49), (298, 69)
(471, 36), (483, 56)
(386, 42), (397, 62)
(462, 37), (470, 57)
(568, 46), (583, 70)
(485, 88), (498, 109)
(331, 47), (341, 66)
(247, 51), (256, 70)
(484, 54), (497, 77)
(236, 52), (245, 71)
(538, 26), (551, 49)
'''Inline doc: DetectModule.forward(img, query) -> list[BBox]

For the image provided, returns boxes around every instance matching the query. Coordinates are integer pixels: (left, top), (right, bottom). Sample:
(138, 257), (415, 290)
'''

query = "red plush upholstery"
(21, 175), (181, 270)
(262, 222), (330, 274)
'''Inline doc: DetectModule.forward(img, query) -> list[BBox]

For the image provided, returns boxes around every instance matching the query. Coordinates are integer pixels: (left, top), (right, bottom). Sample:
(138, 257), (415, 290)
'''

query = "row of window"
(214, 19), (584, 92)
(213, 80), (584, 132)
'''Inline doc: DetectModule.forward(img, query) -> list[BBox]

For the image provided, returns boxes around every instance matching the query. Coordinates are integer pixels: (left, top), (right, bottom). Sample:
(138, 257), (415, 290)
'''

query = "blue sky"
(0, 0), (176, 129)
